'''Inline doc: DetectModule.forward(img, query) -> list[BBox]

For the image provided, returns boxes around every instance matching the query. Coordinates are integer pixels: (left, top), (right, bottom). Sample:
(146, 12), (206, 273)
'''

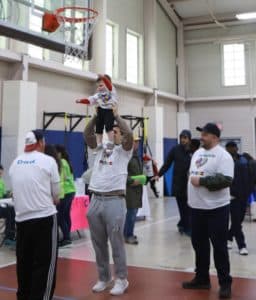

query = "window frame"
(126, 28), (143, 85)
(221, 42), (247, 87)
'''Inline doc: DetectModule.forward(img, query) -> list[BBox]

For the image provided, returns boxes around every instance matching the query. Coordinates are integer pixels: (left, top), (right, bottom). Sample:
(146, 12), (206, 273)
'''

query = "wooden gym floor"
(0, 258), (255, 300)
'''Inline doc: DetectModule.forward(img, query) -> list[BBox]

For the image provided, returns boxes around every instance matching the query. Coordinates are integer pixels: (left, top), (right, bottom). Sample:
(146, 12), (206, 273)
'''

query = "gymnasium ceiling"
(166, 0), (256, 27)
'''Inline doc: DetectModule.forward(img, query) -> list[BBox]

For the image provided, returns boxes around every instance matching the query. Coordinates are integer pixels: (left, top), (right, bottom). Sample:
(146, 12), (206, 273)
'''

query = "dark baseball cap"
(196, 123), (221, 138)
(179, 129), (191, 139)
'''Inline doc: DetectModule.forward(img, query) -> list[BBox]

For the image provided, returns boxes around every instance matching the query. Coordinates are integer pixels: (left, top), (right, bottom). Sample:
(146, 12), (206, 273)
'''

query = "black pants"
(96, 107), (115, 134)
(16, 215), (58, 300)
(57, 192), (75, 241)
(228, 198), (247, 249)
(176, 195), (191, 232)
(0, 205), (15, 239)
(146, 177), (159, 197)
(191, 205), (232, 287)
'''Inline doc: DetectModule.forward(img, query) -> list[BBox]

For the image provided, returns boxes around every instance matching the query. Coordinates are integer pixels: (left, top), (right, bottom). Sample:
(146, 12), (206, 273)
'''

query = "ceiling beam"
(157, 0), (181, 27)
(183, 12), (238, 26)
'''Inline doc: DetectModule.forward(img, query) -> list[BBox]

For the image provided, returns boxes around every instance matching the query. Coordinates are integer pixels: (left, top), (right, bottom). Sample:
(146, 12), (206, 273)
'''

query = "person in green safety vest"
(55, 145), (76, 247)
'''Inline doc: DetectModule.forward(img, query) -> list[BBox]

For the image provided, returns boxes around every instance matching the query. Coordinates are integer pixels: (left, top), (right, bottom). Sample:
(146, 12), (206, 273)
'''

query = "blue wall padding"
(44, 130), (87, 179)
(0, 127), (1, 162)
(163, 138), (177, 196)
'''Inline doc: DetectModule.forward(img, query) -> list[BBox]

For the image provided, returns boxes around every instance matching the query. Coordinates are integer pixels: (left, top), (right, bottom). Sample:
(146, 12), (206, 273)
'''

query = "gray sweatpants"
(87, 194), (127, 281)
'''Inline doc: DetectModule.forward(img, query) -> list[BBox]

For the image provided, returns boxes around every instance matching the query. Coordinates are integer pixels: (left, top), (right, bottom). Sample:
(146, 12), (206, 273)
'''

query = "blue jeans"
(124, 208), (138, 238)
(57, 192), (75, 240)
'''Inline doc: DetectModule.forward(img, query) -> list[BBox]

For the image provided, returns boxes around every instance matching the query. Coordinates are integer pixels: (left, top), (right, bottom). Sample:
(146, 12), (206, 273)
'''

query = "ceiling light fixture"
(236, 12), (256, 20)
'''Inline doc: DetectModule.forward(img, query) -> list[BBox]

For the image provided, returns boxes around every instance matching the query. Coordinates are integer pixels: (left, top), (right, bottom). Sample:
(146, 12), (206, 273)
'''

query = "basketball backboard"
(0, 0), (96, 60)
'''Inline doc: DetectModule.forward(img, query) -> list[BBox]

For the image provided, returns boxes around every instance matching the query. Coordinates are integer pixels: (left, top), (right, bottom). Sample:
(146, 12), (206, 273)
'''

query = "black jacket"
(230, 154), (252, 200)
(126, 151), (143, 209)
(158, 144), (191, 198)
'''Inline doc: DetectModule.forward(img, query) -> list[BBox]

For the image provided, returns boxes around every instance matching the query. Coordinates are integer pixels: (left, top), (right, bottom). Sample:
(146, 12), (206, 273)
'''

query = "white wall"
(158, 98), (177, 138)
(107, 0), (144, 81)
(186, 100), (256, 154)
(185, 23), (256, 156)
(156, 3), (177, 94)
(28, 67), (147, 132)
(185, 23), (256, 98)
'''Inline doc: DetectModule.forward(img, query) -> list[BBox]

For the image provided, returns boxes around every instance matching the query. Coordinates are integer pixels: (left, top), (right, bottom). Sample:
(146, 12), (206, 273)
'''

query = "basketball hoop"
(42, 6), (98, 61)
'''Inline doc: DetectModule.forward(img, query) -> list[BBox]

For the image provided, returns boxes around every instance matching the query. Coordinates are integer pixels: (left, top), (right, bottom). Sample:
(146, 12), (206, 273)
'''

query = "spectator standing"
(9, 130), (60, 300)
(182, 123), (234, 299)
(124, 137), (143, 245)
(225, 141), (253, 255)
(55, 145), (76, 247)
(155, 129), (192, 235)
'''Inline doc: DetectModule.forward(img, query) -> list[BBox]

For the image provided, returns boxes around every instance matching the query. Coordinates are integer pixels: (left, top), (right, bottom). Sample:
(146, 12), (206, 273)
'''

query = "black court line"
(0, 285), (76, 300)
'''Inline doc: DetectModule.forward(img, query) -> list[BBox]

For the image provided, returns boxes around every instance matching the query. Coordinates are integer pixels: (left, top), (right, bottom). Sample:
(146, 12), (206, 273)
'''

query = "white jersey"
(9, 151), (60, 222)
(89, 144), (132, 193)
(188, 145), (234, 210)
(88, 86), (118, 109)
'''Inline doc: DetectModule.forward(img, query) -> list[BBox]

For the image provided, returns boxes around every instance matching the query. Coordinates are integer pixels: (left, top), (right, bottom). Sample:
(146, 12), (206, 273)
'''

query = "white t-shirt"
(89, 144), (132, 193)
(88, 86), (118, 109)
(9, 151), (60, 222)
(188, 145), (234, 210)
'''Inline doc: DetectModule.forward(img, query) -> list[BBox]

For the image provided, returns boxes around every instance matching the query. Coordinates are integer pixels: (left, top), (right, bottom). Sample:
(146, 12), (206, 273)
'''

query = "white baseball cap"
(25, 131), (37, 145)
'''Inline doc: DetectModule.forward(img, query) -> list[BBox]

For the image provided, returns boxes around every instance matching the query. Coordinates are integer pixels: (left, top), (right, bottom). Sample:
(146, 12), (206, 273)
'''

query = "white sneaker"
(227, 241), (233, 249)
(92, 280), (112, 293)
(239, 247), (249, 256)
(110, 278), (129, 296)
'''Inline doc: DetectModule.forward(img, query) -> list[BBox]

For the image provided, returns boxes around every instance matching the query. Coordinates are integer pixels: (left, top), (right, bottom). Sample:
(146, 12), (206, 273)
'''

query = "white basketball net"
(56, 8), (98, 61)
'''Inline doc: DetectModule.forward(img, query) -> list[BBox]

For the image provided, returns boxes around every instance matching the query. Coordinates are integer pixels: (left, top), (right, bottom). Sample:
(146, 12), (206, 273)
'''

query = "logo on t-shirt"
(99, 92), (111, 103)
(17, 159), (36, 165)
(195, 157), (208, 168)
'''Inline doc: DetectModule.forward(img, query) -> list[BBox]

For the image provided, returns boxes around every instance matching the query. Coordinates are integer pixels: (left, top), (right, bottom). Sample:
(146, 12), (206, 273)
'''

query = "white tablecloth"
(137, 186), (151, 218)
(0, 198), (13, 207)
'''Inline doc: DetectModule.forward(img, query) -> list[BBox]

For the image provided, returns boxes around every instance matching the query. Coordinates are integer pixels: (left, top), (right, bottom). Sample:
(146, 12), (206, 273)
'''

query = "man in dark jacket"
(226, 141), (252, 255)
(124, 137), (143, 245)
(155, 129), (192, 235)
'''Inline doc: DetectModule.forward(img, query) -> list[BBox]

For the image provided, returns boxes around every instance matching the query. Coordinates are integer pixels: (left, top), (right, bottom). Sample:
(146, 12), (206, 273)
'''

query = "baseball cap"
(196, 123), (221, 138)
(25, 131), (37, 145)
(24, 130), (44, 151)
(180, 129), (191, 139)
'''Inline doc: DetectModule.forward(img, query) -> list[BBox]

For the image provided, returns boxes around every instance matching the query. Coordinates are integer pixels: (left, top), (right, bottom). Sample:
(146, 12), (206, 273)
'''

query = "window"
(223, 43), (246, 86)
(28, 0), (44, 59)
(105, 21), (118, 78)
(126, 30), (143, 84)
